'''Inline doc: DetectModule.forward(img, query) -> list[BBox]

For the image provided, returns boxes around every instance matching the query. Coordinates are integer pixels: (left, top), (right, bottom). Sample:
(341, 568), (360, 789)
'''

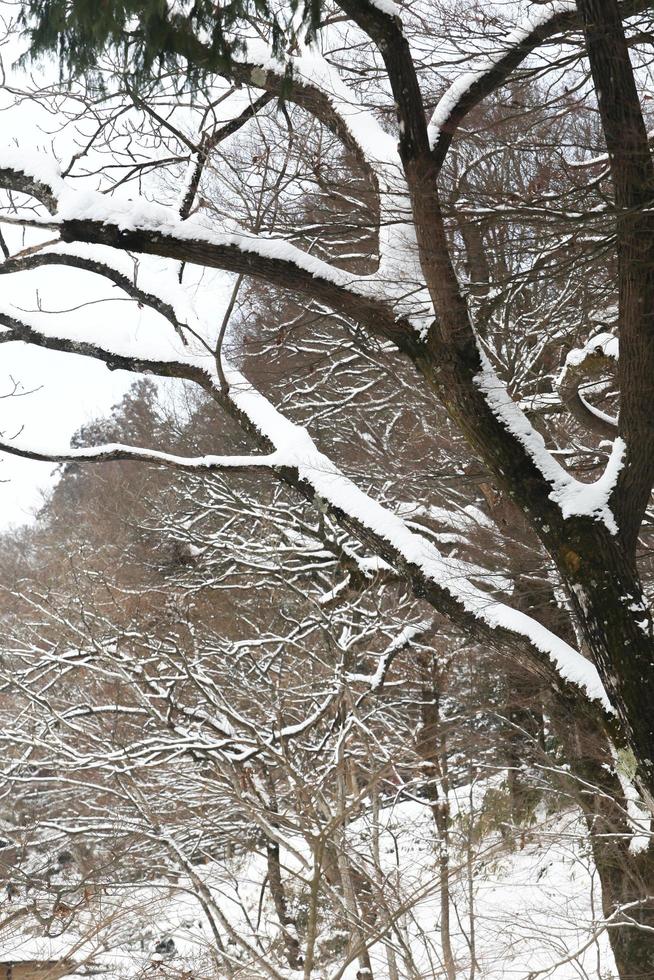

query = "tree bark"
(556, 712), (654, 978)
(416, 654), (457, 980)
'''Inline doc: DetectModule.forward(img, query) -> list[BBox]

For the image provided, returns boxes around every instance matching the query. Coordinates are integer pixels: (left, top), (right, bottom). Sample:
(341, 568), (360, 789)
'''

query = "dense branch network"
(2, 0), (654, 774)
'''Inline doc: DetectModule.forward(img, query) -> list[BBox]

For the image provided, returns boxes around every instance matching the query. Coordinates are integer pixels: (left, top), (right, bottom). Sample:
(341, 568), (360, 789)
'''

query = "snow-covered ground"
(0, 792), (616, 979)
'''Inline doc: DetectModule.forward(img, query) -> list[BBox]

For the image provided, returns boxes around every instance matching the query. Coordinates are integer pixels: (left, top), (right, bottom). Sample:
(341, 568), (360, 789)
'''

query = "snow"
(0, 56), (620, 716)
(427, 1), (576, 150)
(563, 331), (618, 370)
(366, 0), (401, 18)
(0, 144), (65, 195)
(552, 437), (625, 526)
(0, 59), (432, 333)
(50, 183), (435, 330)
(0, 439), (284, 470)
(244, 41), (399, 170)
(0, 32), (643, 977)
(0, 793), (621, 978)
(475, 352), (623, 535)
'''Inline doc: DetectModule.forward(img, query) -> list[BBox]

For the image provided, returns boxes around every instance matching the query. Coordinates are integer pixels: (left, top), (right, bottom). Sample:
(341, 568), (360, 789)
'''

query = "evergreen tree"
(19, 0), (319, 85)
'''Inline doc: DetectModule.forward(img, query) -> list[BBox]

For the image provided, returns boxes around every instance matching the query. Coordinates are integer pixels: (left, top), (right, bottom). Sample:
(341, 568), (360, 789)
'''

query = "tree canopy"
(19, 0), (320, 83)
(1, 0), (654, 975)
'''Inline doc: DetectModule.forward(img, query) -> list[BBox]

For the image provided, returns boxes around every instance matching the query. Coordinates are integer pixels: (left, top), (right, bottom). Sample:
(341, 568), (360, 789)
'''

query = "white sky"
(0, 22), (159, 529)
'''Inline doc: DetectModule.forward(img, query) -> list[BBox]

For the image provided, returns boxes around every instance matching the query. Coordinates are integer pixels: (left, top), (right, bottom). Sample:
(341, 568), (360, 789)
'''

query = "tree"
(1, 0), (654, 973)
(0, 384), (622, 977)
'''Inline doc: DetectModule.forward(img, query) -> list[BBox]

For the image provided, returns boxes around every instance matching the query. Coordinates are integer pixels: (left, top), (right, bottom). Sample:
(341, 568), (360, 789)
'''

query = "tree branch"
(0, 439), (280, 472)
(428, 0), (651, 172)
(178, 93), (274, 219)
(55, 213), (418, 351)
(576, 0), (654, 551)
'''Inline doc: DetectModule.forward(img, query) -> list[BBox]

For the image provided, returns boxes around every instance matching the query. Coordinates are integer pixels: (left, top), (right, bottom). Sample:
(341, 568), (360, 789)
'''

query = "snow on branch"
(0, 172), (425, 337)
(171, 35), (400, 187)
(266, 43), (422, 287)
(475, 352), (624, 535)
(347, 620), (434, 691)
(428, 0), (651, 168)
(563, 331), (619, 370)
(428, 1), (576, 165)
(0, 88), (429, 334)
(180, 39), (418, 285)
(0, 233), (610, 716)
(216, 358), (613, 714)
(0, 242), (193, 346)
(0, 304), (206, 381)
(0, 439), (282, 472)
(558, 332), (619, 438)
(0, 146), (65, 214)
(54, 187), (430, 336)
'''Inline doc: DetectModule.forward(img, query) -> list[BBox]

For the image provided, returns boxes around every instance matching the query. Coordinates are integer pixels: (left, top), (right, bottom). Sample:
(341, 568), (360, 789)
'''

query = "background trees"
(0, 0), (653, 976)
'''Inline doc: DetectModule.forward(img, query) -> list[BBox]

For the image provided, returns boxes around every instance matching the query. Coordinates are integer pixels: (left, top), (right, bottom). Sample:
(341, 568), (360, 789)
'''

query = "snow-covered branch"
(0, 152), (428, 339)
(0, 439), (281, 472)
(428, 0), (650, 168)
(0, 250), (612, 718)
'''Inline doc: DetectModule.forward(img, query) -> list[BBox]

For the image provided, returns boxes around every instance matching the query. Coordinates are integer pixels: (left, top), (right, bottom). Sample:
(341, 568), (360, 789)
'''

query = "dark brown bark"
(556, 525), (654, 801)
(0, 169), (58, 213)
(577, 0), (654, 554)
(265, 839), (303, 970)
(337, 0), (654, 801)
(555, 712), (654, 979)
(59, 218), (417, 355)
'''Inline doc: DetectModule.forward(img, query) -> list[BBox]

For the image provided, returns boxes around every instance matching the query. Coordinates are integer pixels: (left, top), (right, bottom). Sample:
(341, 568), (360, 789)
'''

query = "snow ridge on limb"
(0, 440), (282, 471)
(216, 360), (612, 714)
(475, 353), (624, 534)
(0, 263), (611, 716)
(428, 1), (576, 160)
(0, 151), (432, 337)
(557, 332), (619, 438)
(0, 145), (65, 213)
(245, 41), (425, 289)
(427, 0), (651, 170)
(245, 39), (399, 171)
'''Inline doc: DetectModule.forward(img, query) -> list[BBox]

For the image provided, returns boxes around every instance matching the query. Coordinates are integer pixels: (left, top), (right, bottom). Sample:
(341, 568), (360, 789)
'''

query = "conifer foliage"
(19, 0), (318, 83)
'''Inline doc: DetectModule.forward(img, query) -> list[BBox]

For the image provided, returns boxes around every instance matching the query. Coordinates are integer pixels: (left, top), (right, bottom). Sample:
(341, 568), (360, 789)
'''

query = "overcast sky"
(0, 20), (160, 529)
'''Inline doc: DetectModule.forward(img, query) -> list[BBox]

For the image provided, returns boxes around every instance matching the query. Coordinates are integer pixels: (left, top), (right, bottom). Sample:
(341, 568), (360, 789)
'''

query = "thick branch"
(0, 439), (279, 472)
(56, 216), (417, 352)
(577, 0), (654, 551)
(558, 344), (618, 440)
(0, 165), (60, 214)
(428, 0), (650, 171)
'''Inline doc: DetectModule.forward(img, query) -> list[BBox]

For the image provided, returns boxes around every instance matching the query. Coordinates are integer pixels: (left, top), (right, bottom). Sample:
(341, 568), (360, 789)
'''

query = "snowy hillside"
(0, 793), (617, 979)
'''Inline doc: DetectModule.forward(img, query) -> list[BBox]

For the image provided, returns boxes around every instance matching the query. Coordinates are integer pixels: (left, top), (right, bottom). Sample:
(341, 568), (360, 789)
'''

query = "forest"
(0, 0), (651, 976)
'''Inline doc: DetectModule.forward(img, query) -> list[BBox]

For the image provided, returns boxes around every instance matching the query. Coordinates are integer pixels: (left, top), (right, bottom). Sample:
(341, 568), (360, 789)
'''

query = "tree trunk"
(416, 654), (457, 980)
(260, 773), (304, 970)
(266, 838), (304, 971)
(555, 712), (654, 978)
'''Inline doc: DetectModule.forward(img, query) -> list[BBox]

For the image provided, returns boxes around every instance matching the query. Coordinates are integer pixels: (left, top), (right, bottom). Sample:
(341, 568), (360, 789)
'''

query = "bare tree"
(1, 0), (654, 973)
